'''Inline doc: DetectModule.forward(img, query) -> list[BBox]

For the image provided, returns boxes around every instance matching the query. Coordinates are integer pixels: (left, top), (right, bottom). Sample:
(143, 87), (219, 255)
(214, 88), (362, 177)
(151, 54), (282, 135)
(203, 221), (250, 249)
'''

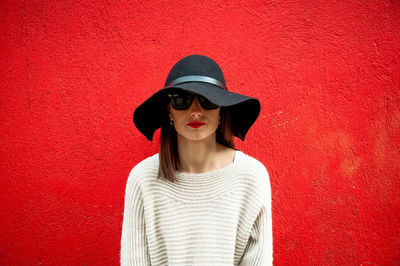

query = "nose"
(189, 98), (203, 118)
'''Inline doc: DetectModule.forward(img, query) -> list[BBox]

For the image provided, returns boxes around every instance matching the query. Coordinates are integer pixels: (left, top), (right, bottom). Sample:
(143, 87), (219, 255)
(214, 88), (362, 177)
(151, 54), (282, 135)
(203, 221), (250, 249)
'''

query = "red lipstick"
(187, 121), (205, 128)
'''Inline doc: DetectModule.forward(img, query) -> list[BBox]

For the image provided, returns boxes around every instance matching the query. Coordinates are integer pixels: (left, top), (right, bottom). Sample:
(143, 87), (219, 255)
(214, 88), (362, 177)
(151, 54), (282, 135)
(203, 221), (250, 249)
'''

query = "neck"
(177, 134), (223, 173)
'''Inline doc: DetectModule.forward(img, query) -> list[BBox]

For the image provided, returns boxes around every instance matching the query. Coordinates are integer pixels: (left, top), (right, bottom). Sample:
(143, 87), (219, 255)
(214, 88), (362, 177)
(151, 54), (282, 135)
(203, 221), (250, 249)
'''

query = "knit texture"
(120, 150), (273, 265)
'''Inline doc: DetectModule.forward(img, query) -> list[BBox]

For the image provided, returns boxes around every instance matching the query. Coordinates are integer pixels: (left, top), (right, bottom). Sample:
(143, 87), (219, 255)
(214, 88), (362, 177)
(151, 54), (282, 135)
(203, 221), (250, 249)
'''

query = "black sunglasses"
(168, 92), (219, 110)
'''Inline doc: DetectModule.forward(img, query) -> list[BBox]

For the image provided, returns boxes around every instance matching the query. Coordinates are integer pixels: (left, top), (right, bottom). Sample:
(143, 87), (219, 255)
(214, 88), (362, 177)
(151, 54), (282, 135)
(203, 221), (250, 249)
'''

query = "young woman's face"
(168, 96), (220, 143)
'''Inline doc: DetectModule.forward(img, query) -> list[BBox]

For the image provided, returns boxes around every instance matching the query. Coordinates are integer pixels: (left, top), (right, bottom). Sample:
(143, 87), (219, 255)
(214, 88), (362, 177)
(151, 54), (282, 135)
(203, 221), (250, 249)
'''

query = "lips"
(187, 121), (206, 128)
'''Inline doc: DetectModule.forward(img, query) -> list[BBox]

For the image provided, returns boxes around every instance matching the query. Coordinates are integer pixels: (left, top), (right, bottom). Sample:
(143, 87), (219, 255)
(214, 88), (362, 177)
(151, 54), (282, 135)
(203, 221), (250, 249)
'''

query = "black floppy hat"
(133, 55), (260, 141)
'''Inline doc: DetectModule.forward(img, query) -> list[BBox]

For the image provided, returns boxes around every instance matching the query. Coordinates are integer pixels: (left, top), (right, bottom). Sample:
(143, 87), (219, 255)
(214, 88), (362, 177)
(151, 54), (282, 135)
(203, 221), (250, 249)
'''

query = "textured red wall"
(1, 0), (399, 265)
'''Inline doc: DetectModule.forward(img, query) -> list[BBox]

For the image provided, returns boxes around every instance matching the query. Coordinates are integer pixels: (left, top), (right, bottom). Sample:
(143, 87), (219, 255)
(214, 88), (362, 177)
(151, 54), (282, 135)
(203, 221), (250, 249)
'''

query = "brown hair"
(157, 107), (235, 182)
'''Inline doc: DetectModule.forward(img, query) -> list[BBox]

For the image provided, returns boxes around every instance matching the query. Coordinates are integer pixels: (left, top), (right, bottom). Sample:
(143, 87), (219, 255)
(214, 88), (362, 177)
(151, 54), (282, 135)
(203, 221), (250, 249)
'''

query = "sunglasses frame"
(168, 92), (219, 110)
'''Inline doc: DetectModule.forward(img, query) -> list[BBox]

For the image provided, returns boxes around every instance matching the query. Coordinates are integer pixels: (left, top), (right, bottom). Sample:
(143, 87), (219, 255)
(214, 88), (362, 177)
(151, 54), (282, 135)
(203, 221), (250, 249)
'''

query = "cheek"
(210, 109), (220, 123)
(170, 110), (186, 126)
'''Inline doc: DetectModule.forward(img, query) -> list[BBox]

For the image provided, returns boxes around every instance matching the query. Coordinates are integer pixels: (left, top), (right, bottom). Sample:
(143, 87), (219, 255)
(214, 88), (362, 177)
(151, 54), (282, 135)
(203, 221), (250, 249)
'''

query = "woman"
(120, 55), (273, 265)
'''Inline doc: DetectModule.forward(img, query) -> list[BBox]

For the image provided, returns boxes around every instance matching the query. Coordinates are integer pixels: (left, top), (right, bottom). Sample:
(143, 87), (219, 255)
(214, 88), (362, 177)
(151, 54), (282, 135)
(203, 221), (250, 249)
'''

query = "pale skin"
(168, 97), (236, 174)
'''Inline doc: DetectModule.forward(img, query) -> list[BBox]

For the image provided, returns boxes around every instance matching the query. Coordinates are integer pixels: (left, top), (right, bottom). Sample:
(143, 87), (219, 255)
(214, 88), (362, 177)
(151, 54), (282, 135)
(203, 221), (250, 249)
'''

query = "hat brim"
(133, 82), (260, 141)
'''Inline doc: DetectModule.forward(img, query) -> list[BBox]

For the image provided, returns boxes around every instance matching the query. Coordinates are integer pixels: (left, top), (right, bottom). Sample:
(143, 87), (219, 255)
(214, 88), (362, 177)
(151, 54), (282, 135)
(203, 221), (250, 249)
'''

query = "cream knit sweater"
(120, 150), (273, 265)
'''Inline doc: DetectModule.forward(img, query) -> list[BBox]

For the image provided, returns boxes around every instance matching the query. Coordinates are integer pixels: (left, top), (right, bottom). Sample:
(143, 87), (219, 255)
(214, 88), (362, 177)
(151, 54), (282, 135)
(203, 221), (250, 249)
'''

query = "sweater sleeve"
(239, 205), (273, 265)
(120, 170), (151, 266)
(239, 164), (273, 266)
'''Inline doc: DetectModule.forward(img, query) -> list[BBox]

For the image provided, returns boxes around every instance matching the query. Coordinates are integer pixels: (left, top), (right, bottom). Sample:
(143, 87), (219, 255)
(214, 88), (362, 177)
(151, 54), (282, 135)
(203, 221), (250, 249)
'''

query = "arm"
(120, 172), (151, 266)
(239, 165), (273, 266)
(239, 205), (273, 265)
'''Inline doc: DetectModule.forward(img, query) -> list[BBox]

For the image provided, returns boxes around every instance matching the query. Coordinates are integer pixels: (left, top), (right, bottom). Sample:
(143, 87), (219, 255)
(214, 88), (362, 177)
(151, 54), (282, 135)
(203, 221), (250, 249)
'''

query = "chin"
(178, 131), (217, 143)
(182, 135), (210, 142)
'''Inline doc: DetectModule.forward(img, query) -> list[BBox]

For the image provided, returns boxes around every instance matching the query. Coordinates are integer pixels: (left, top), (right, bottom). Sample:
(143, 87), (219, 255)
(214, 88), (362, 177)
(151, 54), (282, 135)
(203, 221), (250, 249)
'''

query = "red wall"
(1, 0), (399, 265)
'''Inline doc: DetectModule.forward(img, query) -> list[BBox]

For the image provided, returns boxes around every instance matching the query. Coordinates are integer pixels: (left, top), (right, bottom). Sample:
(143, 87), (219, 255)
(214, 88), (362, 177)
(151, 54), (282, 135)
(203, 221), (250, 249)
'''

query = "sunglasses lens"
(170, 93), (193, 110)
(198, 95), (219, 110)
(169, 93), (219, 110)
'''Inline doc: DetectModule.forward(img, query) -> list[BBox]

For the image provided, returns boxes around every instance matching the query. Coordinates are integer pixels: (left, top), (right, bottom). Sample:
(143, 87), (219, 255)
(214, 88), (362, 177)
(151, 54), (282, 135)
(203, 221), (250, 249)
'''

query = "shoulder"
(129, 153), (159, 174)
(125, 154), (159, 189)
(235, 151), (271, 202)
(235, 151), (269, 178)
